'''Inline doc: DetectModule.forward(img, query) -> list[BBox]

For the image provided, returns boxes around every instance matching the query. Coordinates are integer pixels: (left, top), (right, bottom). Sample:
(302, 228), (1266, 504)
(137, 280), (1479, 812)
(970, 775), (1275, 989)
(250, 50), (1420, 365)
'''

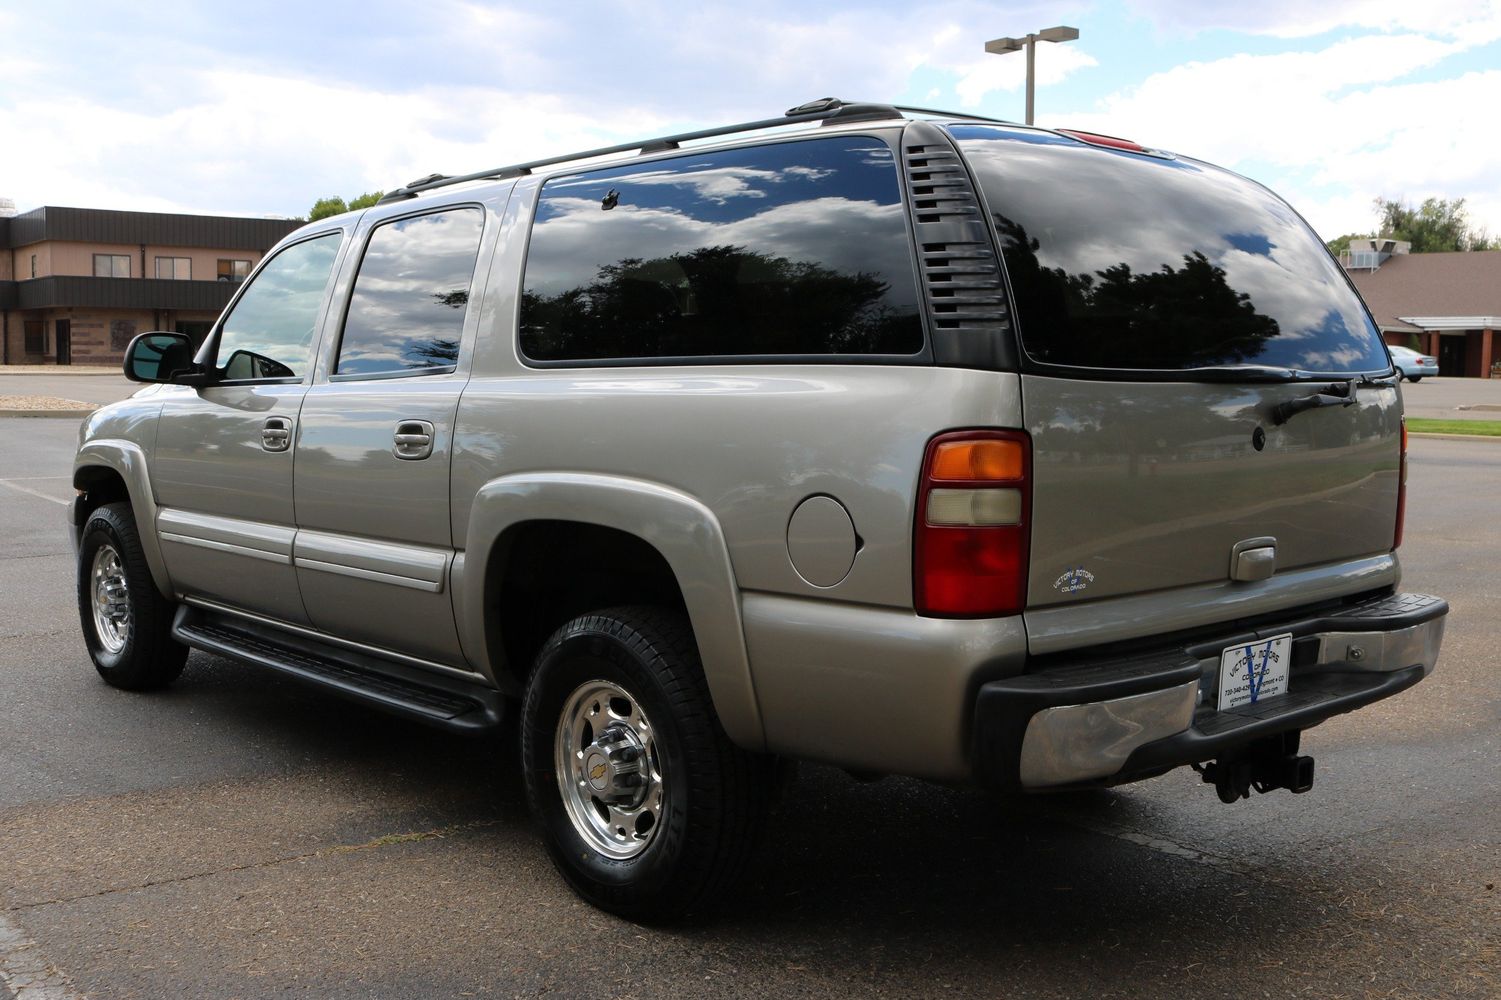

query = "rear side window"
(335, 208), (484, 377)
(949, 125), (1389, 376)
(520, 136), (924, 363)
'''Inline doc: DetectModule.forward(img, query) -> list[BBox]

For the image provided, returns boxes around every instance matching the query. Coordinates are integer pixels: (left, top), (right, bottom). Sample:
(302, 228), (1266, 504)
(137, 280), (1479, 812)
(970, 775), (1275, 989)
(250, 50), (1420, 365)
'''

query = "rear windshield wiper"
(1183, 366), (1401, 388)
(1271, 380), (1363, 425)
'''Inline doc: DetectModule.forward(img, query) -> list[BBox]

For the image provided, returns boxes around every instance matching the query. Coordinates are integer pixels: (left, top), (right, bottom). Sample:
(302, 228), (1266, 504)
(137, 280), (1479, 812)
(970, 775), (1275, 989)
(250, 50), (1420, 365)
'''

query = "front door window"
(213, 232), (341, 381)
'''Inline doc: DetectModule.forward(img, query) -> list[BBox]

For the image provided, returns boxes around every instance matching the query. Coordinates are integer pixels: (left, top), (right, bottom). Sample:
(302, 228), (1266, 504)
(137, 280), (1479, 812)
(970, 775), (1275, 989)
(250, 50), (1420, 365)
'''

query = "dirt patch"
(0, 395), (97, 412)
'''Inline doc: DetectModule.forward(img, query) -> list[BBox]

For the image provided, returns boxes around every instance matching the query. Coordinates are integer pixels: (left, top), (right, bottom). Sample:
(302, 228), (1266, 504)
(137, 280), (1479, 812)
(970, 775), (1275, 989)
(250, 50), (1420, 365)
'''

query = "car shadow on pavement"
(36, 652), (1479, 998)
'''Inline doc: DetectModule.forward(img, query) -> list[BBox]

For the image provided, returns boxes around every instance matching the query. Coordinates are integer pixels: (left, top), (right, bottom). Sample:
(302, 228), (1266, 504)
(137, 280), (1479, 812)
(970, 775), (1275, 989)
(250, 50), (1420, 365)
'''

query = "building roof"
(2, 206), (301, 252)
(1346, 250), (1501, 332)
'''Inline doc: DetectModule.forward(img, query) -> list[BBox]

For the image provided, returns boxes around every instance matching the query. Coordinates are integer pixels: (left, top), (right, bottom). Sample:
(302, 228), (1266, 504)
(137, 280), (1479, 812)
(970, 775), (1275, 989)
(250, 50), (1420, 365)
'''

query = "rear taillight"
(1394, 418), (1408, 549)
(914, 430), (1031, 617)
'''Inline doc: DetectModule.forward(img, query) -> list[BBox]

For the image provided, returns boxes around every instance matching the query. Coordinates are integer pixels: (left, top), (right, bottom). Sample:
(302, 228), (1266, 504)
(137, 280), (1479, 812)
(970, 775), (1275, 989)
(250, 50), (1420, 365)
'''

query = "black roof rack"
(377, 98), (1012, 204)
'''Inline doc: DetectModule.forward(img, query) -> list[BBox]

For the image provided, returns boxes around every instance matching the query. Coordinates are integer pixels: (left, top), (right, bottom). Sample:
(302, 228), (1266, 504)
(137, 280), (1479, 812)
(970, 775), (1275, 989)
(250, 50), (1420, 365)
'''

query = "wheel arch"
(460, 472), (766, 750)
(73, 440), (172, 598)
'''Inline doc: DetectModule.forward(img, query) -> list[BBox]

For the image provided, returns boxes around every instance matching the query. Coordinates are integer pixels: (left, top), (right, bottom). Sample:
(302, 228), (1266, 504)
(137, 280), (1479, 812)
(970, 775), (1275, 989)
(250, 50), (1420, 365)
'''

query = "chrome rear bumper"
(974, 592), (1447, 789)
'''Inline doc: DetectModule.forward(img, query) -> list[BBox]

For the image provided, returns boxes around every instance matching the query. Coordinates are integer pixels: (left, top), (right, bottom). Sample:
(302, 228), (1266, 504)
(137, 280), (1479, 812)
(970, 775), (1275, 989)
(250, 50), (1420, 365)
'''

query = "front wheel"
(77, 502), (188, 690)
(520, 607), (774, 920)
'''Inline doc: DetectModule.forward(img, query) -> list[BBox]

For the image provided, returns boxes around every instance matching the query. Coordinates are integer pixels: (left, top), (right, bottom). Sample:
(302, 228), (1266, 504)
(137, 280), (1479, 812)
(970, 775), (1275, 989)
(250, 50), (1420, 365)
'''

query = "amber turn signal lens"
(930, 439), (1025, 481)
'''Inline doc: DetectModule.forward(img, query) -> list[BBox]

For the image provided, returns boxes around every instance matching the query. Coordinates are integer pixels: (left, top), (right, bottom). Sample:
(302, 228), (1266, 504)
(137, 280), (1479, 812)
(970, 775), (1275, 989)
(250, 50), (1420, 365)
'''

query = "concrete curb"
(1409, 432), (1501, 443)
(0, 409), (96, 419)
(0, 370), (120, 377)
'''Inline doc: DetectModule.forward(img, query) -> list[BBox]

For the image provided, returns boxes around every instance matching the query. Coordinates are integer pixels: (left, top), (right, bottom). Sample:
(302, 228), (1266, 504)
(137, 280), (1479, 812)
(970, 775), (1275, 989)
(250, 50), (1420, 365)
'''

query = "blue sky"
(3, 1), (1500, 241)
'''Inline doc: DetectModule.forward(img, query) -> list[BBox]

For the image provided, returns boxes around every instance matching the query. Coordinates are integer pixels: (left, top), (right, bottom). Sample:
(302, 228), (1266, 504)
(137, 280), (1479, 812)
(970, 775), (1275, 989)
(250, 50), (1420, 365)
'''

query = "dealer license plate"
(1217, 633), (1293, 710)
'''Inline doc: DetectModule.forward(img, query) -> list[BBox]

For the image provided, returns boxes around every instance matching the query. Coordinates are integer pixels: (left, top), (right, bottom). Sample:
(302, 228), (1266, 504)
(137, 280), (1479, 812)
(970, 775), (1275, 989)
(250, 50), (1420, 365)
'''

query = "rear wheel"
(1409, 375), (1423, 382)
(77, 502), (188, 691)
(520, 606), (774, 920)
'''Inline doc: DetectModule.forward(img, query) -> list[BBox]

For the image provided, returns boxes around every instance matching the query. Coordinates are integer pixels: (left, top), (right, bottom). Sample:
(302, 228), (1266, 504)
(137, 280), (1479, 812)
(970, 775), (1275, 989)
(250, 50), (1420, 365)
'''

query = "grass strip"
(1406, 418), (1501, 437)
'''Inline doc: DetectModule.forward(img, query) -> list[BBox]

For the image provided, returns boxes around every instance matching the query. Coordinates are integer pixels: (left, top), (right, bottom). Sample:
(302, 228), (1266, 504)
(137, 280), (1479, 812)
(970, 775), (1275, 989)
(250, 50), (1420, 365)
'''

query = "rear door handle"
(262, 416), (293, 452)
(394, 420), (435, 460)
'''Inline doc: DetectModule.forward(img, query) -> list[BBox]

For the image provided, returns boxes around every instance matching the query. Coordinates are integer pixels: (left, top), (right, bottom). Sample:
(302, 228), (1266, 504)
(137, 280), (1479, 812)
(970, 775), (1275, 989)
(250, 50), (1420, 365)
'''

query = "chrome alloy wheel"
(90, 543), (132, 655)
(555, 679), (665, 859)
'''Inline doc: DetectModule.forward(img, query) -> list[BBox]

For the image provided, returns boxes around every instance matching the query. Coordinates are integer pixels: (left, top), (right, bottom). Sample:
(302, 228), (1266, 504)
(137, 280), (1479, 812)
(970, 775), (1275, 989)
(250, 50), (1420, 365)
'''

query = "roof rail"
(376, 98), (1000, 204)
(891, 105), (1011, 124)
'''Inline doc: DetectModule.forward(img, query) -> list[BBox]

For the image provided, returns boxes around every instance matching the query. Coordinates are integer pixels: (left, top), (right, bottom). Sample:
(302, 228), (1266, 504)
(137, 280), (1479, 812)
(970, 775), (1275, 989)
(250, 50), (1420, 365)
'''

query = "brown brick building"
(1344, 243), (1500, 378)
(0, 206), (302, 365)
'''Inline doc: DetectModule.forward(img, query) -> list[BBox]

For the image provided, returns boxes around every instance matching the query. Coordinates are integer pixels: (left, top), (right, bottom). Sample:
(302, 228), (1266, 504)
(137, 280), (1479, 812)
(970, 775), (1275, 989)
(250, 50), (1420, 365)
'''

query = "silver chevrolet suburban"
(72, 99), (1447, 919)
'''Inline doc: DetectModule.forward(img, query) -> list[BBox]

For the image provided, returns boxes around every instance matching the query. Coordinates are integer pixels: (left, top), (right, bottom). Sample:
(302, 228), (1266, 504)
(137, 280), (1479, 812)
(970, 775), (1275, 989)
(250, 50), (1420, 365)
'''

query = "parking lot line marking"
(0, 476), (68, 481)
(0, 480), (68, 507)
(0, 913), (81, 1000)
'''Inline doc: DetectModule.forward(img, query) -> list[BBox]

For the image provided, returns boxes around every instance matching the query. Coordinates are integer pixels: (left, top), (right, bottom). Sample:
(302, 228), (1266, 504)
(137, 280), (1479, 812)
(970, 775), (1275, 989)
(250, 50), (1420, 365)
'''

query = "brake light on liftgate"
(914, 430), (1032, 617)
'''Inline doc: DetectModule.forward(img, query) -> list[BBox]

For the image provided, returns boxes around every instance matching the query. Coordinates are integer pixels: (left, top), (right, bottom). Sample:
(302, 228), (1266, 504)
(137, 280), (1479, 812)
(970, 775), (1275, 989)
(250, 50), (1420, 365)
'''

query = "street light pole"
(984, 25), (1080, 126)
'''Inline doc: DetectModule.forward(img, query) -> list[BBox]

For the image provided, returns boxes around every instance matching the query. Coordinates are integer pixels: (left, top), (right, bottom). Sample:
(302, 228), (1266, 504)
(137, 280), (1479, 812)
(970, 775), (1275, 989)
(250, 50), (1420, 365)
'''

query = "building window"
(30, 254), (36, 278)
(24, 321), (45, 354)
(155, 256), (191, 280)
(218, 259), (251, 283)
(93, 254), (131, 278)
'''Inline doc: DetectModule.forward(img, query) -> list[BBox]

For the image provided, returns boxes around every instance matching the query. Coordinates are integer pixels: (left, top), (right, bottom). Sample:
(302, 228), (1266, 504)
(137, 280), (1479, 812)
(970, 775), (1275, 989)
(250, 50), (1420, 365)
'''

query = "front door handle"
(262, 416), (293, 452)
(394, 420), (435, 461)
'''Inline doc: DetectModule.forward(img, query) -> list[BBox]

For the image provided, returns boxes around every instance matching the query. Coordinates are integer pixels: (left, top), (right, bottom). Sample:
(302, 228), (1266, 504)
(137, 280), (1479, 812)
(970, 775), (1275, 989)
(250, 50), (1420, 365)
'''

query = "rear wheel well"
(490, 521), (687, 690)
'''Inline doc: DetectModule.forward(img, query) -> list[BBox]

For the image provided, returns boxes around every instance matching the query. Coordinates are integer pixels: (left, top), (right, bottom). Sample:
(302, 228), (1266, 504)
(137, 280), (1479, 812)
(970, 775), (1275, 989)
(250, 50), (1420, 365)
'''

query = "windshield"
(949, 125), (1389, 376)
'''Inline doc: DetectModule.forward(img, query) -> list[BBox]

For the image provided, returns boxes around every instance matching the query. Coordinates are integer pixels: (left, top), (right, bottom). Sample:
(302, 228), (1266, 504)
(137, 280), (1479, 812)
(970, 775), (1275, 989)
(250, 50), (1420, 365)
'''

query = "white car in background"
(1388, 345), (1439, 381)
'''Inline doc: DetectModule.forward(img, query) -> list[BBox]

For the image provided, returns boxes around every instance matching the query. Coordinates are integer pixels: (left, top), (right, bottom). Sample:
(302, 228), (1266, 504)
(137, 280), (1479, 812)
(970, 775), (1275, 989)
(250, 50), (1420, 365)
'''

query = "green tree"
(1325, 233), (1367, 256)
(307, 191), (385, 222)
(308, 196), (347, 221)
(1374, 196), (1494, 252)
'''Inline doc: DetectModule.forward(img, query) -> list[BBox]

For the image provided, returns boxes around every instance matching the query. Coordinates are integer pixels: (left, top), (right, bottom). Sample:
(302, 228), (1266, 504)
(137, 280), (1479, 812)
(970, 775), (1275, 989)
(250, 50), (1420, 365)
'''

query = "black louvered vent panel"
(902, 135), (1009, 346)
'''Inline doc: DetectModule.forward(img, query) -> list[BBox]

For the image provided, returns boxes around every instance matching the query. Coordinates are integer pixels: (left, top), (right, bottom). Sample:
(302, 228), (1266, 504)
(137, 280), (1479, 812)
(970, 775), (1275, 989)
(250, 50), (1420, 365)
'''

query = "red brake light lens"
(914, 430), (1031, 617)
(1056, 129), (1147, 152)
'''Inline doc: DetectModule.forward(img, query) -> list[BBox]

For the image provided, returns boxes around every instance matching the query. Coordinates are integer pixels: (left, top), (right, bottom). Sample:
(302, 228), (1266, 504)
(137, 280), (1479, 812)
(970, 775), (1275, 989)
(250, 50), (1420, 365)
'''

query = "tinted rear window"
(520, 135), (924, 363)
(950, 125), (1388, 375)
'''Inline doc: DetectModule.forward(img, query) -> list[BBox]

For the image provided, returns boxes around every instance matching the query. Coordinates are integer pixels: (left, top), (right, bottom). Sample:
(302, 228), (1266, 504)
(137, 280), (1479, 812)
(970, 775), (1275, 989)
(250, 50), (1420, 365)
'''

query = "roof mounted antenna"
(377, 98), (992, 204)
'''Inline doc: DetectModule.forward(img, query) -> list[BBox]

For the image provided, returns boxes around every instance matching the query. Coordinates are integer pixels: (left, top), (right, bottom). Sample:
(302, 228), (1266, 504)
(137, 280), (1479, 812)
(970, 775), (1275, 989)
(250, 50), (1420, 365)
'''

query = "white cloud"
(953, 44), (1099, 107)
(0, 1), (1081, 216)
(0, 70), (671, 217)
(1124, 0), (1501, 40)
(1052, 33), (1501, 238)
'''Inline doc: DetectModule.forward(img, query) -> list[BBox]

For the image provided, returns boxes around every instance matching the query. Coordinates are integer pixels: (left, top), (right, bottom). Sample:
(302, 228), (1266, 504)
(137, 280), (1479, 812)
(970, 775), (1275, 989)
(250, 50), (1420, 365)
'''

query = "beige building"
(1, 206), (302, 365)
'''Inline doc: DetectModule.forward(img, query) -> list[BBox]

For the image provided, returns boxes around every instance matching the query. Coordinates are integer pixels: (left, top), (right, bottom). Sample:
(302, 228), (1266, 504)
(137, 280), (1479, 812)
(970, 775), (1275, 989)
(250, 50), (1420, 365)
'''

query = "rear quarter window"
(949, 125), (1388, 376)
(519, 135), (925, 364)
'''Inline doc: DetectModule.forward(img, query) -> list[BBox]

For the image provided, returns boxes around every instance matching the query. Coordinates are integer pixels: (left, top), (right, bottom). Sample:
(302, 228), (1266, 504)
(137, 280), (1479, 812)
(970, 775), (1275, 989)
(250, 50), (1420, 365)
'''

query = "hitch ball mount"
(1194, 731), (1315, 804)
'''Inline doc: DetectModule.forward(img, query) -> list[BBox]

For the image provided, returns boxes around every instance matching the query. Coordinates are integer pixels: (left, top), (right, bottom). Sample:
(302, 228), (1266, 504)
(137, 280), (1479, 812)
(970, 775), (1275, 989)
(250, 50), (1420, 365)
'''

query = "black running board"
(172, 606), (504, 735)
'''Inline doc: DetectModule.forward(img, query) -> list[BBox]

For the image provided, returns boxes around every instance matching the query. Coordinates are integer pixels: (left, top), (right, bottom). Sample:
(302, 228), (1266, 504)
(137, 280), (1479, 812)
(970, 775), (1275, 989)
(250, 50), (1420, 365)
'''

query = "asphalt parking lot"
(0, 411), (1497, 999)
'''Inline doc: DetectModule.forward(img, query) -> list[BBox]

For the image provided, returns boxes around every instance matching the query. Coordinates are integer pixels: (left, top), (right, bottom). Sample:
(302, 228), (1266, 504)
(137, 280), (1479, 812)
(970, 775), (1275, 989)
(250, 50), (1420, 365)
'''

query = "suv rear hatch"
(948, 125), (1401, 646)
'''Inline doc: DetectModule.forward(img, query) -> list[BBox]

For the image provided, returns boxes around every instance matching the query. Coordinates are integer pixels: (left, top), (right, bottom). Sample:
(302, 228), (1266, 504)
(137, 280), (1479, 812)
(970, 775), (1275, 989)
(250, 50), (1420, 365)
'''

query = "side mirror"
(122, 332), (213, 386)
